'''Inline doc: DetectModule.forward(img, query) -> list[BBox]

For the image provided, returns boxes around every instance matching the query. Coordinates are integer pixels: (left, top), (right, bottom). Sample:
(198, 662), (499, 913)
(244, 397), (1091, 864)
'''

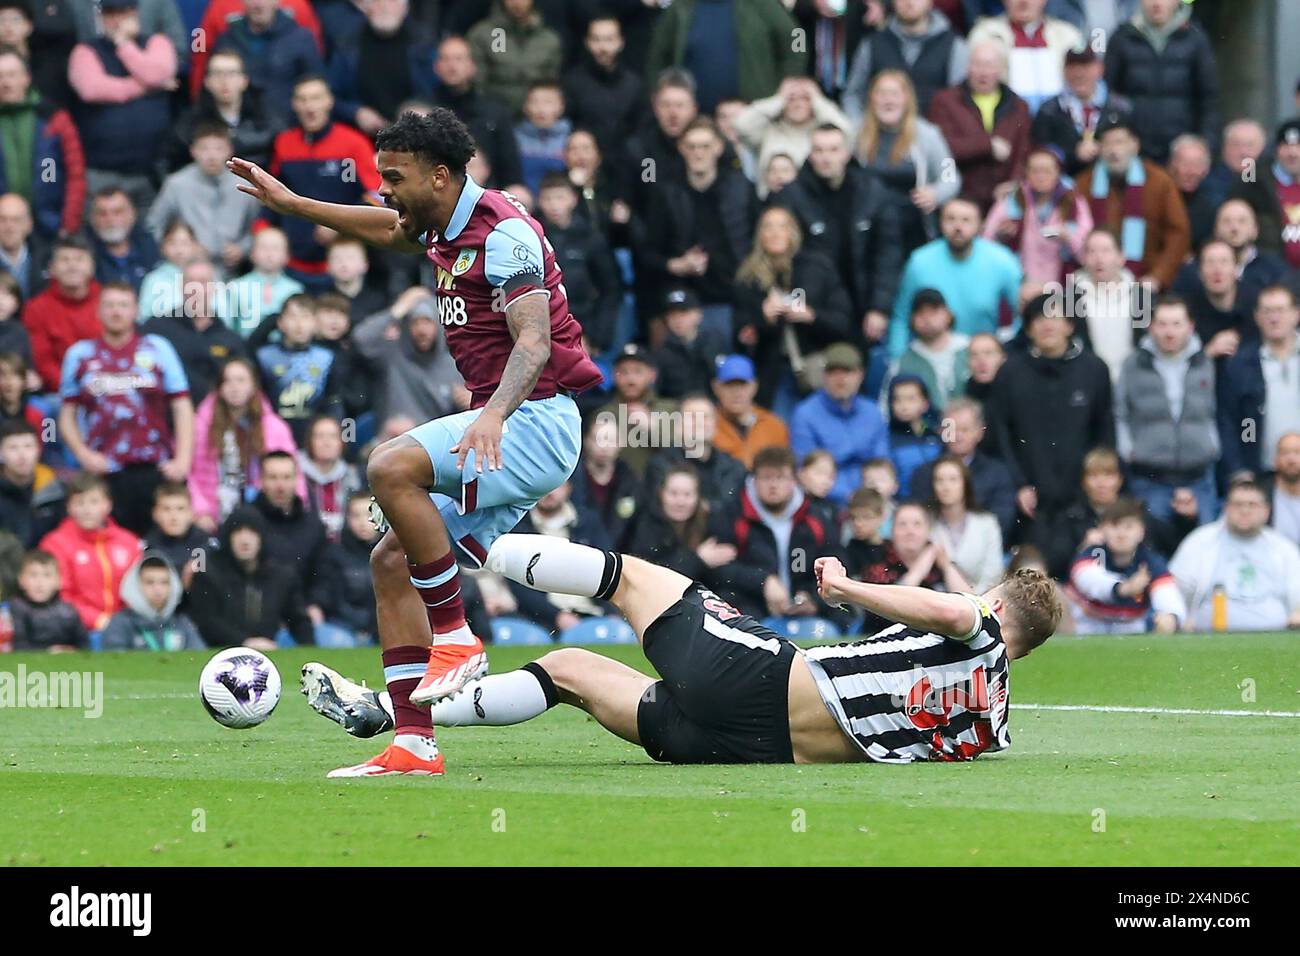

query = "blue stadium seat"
(489, 617), (554, 647)
(761, 617), (842, 641)
(558, 616), (638, 645)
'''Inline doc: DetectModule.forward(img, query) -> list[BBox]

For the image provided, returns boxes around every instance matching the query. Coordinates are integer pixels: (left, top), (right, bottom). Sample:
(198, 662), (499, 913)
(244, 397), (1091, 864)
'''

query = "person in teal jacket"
(888, 197), (1023, 360)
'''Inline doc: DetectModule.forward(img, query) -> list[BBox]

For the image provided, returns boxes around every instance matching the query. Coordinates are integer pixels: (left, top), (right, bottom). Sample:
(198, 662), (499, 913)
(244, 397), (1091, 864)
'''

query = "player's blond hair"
(997, 568), (1062, 651)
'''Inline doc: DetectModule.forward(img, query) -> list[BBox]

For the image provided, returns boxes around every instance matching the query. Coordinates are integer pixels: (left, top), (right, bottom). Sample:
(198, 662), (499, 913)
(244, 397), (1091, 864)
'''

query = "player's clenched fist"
(815, 556), (849, 604)
(227, 157), (298, 215)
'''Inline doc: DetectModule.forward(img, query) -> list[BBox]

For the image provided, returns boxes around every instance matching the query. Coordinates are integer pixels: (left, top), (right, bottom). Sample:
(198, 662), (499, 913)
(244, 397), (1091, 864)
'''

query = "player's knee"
(534, 647), (598, 696)
(366, 437), (423, 495)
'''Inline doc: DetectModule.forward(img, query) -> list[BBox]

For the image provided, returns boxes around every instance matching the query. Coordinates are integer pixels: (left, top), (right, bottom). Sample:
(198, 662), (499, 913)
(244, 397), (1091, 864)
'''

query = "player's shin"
(408, 550), (476, 646)
(428, 664), (559, 727)
(485, 534), (623, 600)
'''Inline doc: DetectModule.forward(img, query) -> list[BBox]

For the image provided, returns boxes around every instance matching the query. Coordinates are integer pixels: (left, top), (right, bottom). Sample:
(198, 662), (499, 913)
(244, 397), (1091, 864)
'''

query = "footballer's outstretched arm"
(228, 157), (425, 253)
(815, 557), (979, 639)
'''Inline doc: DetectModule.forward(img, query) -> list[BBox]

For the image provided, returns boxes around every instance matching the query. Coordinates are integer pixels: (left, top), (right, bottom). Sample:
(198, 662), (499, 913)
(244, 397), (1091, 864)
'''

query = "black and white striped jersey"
(802, 594), (1011, 763)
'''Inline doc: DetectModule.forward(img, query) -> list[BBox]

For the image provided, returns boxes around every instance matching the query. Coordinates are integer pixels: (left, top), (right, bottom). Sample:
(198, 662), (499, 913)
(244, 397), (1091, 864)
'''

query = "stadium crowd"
(1, 0), (1299, 652)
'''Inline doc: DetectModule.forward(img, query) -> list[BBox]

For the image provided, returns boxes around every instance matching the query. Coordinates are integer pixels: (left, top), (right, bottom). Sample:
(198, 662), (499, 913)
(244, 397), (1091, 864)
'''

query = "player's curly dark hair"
(374, 108), (476, 174)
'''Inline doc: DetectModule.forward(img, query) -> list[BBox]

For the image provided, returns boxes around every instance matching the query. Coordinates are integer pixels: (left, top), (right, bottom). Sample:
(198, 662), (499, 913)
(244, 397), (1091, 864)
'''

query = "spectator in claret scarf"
(1075, 110), (1190, 292)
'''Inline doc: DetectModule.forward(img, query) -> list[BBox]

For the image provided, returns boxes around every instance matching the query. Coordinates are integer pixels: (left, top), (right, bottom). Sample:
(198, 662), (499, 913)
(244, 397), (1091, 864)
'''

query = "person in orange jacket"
(37, 472), (141, 632)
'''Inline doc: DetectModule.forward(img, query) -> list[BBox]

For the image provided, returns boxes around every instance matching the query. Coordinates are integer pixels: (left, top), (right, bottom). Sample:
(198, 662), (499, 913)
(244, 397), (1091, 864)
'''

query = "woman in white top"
(926, 454), (1005, 592)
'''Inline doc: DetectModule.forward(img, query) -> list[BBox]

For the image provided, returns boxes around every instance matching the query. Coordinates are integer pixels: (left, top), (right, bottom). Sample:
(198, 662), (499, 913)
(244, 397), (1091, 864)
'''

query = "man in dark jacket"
(907, 395), (1017, 541)
(87, 187), (160, 295)
(429, 34), (523, 189)
(622, 68), (698, 215)
(0, 49), (84, 239)
(325, 0), (434, 137)
(562, 15), (644, 158)
(1032, 45), (1130, 176)
(535, 172), (622, 353)
(777, 123), (900, 344)
(632, 115), (755, 338)
(988, 294), (1114, 547)
(142, 258), (247, 403)
(650, 288), (727, 400)
(187, 504), (314, 648)
(1230, 119), (1300, 271)
(249, 450), (330, 620)
(1102, 0), (1219, 164)
(1218, 285), (1300, 479)
(212, 0), (324, 123)
(713, 445), (847, 627)
(644, 394), (747, 514)
(503, 480), (613, 634)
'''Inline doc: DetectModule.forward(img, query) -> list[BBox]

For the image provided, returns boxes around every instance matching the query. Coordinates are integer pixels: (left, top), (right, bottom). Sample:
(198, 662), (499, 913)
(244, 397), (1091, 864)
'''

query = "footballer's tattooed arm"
(452, 293), (552, 473)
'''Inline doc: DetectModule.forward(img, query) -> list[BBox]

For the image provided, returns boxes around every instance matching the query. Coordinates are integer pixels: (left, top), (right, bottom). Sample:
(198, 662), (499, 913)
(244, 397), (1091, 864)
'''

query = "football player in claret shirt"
(229, 108), (604, 776)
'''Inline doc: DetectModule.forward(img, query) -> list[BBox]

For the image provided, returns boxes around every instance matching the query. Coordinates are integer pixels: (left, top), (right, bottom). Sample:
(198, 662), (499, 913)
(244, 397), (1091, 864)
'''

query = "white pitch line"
(1013, 703), (1300, 719)
(99, 693), (1300, 719)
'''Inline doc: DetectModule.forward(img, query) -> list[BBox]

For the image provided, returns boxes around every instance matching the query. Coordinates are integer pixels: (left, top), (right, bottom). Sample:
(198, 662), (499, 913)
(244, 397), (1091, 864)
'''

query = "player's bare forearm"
(820, 565), (976, 639)
(285, 195), (423, 252)
(483, 293), (552, 420)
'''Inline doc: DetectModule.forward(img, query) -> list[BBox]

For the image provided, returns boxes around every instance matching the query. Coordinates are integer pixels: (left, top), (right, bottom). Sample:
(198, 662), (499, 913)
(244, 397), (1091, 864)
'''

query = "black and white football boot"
(301, 662), (395, 739)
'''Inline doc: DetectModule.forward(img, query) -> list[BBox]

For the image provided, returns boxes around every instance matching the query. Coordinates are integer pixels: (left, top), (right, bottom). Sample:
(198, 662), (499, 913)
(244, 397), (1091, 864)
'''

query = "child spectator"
(10, 550), (87, 652)
(886, 374), (943, 495)
(324, 238), (387, 324)
(1067, 497), (1185, 634)
(255, 293), (339, 444)
(187, 506), (313, 649)
(515, 82), (571, 196)
(142, 482), (215, 588)
(189, 356), (303, 533)
(298, 415), (363, 542)
(861, 457), (900, 537)
(38, 474), (141, 632)
(0, 420), (65, 549)
(844, 486), (888, 581)
(889, 289), (970, 413)
(797, 449), (841, 541)
(228, 227), (304, 338)
(0, 351), (42, 434)
(316, 492), (380, 646)
(137, 219), (202, 324)
(102, 553), (204, 651)
(313, 292), (373, 424)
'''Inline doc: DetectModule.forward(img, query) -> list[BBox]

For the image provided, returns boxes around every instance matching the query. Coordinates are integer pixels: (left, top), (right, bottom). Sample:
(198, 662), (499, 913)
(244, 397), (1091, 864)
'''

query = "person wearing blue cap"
(710, 354), (790, 470)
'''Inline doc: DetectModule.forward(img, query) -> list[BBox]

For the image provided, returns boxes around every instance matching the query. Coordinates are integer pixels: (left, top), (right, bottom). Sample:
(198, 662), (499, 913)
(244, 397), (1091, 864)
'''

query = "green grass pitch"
(2, 634), (1297, 866)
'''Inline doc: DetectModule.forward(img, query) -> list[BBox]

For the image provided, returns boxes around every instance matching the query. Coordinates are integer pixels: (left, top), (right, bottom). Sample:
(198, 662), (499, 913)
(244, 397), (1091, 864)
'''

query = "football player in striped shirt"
(303, 535), (1062, 766)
